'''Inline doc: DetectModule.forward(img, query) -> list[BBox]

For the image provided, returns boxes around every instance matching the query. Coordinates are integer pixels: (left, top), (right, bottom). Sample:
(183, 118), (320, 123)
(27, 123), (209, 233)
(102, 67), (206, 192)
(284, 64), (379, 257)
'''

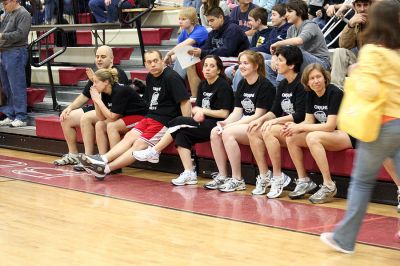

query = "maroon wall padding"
(35, 116), (83, 142)
(59, 67), (87, 86)
(162, 142), (178, 155)
(27, 88), (47, 107)
(111, 47), (134, 65)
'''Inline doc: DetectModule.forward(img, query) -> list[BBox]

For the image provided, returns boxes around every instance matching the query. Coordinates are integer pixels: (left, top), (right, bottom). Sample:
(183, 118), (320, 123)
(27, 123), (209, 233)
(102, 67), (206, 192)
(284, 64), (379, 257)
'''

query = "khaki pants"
(331, 48), (357, 89)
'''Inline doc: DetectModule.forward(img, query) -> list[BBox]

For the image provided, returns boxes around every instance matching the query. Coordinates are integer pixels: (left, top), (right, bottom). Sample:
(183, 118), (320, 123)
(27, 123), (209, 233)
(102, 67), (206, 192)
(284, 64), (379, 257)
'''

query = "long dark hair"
(362, 0), (400, 49)
(202, 55), (228, 81)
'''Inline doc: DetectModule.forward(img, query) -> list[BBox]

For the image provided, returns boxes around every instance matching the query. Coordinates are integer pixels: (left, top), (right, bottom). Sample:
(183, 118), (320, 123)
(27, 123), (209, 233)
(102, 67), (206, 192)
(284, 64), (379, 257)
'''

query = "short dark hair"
(275, 45), (303, 73)
(202, 55), (228, 80)
(286, 0), (308, 21)
(249, 7), (268, 25)
(144, 50), (162, 60)
(272, 3), (287, 17)
(205, 7), (224, 18)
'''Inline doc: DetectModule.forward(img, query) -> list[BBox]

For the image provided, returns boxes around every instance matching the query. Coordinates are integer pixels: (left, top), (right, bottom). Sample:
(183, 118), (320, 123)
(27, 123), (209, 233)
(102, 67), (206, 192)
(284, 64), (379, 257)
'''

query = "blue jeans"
(333, 119), (400, 251)
(45, 0), (73, 22)
(0, 48), (29, 121)
(89, 0), (133, 23)
(266, 49), (331, 87)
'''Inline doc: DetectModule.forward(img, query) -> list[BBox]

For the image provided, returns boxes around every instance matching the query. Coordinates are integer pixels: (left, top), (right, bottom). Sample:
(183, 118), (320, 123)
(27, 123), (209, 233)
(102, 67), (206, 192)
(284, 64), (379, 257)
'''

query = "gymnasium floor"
(0, 148), (399, 265)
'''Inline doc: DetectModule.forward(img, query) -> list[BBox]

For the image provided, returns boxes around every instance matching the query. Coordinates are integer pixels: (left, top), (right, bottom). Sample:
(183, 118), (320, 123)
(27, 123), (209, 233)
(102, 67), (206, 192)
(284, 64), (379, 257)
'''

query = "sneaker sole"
(309, 191), (337, 204)
(219, 185), (246, 193)
(251, 188), (267, 195)
(204, 184), (219, 190)
(288, 183), (317, 200)
(171, 180), (198, 186)
(85, 168), (106, 181)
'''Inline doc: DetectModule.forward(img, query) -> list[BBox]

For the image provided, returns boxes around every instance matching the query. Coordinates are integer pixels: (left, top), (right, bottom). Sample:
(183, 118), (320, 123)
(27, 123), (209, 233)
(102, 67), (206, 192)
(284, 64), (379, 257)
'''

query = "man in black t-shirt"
(78, 50), (192, 180)
(53, 45), (129, 167)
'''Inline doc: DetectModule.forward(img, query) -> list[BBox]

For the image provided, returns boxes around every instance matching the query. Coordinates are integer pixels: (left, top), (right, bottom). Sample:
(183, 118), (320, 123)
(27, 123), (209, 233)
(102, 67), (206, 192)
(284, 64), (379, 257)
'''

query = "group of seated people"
(52, 0), (400, 209)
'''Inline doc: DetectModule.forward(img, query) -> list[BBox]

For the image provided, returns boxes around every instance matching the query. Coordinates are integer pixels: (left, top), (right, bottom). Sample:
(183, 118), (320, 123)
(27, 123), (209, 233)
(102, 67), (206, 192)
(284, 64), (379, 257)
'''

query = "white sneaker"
(0, 118), (13, 126)
(320, 232), (354, 254)
(54, 153), (79, 166)
(10, 119), (27, 127)
(252, 171), (272, 195)
(171, 171), (197, 186)
(204, 173), (228, 190)
(132, 146), (160, 163)
(267, 173), (291, 199)
(219, 178), (246, 192)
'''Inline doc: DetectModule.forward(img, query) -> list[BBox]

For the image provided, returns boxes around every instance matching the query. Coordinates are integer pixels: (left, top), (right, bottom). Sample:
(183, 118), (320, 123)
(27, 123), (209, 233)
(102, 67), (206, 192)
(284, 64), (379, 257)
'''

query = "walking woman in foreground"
(320, 0), (400, 253)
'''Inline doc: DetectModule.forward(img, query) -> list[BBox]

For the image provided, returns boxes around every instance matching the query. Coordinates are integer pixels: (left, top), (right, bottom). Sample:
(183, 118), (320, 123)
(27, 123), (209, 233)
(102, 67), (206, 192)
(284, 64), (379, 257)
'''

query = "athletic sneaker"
(219, 178), (246, 192)
(204, 173), (228, 190)
(320, 232), (354, 254)
(288, 179), (317, 199)
(54, 153), (79, 166)
(132, 147), (160, 163)
(309, 184), (337, 204)
(82, 161), (107, 180)
(251, 171), (272, 195)
(397, 189), (400, 213)
(78, 153), (105, 166)
(0, 118), (13, 126)
(10, 119), (27, 127)
(171, 171), (197, 186)
(267, 173), (291, 199)
(73, 164), (85, 171)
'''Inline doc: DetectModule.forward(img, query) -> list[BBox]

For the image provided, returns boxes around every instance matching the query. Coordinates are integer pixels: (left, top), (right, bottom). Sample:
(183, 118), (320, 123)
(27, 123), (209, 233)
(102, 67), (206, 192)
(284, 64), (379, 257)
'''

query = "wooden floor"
(0, 148), (399, 265)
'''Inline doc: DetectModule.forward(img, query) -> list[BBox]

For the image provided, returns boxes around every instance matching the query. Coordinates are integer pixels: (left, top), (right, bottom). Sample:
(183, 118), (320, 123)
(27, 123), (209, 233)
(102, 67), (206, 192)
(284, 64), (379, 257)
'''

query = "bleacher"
(0, 1), (397, 207)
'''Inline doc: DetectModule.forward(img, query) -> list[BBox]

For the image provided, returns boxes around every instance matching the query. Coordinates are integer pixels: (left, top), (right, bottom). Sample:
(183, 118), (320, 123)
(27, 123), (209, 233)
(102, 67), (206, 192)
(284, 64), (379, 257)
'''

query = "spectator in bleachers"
(266, 0), (330, 87)
(78, 50), (192, 180)
(247, 45), (306, 197)
(202, 50), (275, 191)
(132, 55), (234, 186)
(252, 0), (278, 18)
(229, 0), (258, 36)
(226, 5), (290, 91)
(44, 0), (73, 24)
(163, 7), (208, 84)
(226, 0), (239, 10)
(53, 45), (129, 167)
(0, 0), (31, 128)
(89, 0), (134, 23)
(90, 68), (147, 156)
(285, 63), (354, 203)
(199, 0), (230, 27)
(186, 7), (249, 92)
(330, 0), (371, 89)
(321, 0), (400, 253)
(183, 0), (202, 14)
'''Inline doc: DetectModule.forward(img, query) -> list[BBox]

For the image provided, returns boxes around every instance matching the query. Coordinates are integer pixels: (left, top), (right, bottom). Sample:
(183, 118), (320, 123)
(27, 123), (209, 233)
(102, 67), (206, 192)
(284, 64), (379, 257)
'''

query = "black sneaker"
(78, 154), (107, 180)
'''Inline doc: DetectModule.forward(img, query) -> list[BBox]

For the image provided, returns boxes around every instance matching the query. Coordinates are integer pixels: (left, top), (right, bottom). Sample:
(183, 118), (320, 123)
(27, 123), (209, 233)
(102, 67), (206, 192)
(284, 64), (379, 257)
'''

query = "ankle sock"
(101, 155), (108, 163)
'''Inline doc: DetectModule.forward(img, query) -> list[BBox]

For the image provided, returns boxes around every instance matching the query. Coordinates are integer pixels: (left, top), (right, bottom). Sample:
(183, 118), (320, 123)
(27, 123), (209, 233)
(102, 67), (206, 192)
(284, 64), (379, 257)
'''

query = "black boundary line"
(5, 175), (400, 252)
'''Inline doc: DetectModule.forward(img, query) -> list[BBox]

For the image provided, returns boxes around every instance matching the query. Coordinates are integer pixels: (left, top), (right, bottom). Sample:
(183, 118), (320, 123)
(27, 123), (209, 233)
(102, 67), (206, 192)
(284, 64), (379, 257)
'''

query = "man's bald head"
(95, 45), (114, 69)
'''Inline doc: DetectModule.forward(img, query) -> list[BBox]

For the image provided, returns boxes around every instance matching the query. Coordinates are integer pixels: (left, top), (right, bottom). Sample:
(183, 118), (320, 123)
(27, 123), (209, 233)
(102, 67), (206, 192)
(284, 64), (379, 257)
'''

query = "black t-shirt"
(195, 77), (234, 120)
(235, 76), (276, 116)
(144, 67), (190, 126)
(110, 83), (148, 116)
(82, 66), (129, 108)
(306, 84), (343, 124)
(270, 74), (306, 123)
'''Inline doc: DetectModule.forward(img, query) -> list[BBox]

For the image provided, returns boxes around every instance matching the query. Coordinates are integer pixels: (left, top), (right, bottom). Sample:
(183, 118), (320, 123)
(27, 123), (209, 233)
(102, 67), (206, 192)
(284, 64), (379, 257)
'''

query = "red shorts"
(131, 117), (167, 146)
(121, 115), (145, 129)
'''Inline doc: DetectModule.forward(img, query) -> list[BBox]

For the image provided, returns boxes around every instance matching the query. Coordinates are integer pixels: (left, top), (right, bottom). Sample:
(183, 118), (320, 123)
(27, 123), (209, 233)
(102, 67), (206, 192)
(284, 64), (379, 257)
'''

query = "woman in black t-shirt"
(284, 63), (353, 204)
(90, 68), (147, 155)
(247, 45), (306, 198)
(204, 50), (276, 192)
(132, 55), (234, 186)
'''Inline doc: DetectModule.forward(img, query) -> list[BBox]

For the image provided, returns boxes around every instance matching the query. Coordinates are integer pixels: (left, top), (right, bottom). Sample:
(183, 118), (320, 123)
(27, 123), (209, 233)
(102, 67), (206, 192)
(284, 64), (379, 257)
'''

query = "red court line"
(0, 155), (399, 250)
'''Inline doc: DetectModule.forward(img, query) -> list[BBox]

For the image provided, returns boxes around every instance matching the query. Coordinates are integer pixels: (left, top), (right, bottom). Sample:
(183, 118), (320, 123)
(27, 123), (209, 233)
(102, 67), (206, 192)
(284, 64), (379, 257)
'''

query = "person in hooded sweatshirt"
(186, 6), (250, 94)
(266, 0), (330, 87)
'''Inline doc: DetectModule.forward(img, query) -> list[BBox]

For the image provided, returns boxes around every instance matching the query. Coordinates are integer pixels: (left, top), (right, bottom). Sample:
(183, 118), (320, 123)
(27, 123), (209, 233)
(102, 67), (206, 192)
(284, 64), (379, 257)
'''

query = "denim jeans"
(89, 0), (133, 23)
(333, 119), (400, 251)
(172, 60), (187, 80)
(266, 49), (331, 87)
(0, 48), (29, 121)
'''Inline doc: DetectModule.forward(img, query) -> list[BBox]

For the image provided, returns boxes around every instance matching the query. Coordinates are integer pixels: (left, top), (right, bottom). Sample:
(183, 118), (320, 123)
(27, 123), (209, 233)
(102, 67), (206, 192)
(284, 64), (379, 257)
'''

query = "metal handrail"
(28, 27), (67, 67)
(28, 27), (68, 111)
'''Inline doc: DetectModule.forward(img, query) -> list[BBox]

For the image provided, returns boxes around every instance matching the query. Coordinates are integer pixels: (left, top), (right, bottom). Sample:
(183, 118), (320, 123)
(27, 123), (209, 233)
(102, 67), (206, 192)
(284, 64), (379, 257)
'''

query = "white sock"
(101, 155), (108, 163)
(299, 176), (310, 182)
(104, 165), (110, 174)
(260, 173), (269, 179)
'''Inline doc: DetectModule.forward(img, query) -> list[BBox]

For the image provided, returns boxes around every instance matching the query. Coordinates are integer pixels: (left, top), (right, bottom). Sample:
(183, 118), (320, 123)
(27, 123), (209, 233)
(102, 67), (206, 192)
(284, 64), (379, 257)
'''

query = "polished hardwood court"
(0, 148), (399, 265)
